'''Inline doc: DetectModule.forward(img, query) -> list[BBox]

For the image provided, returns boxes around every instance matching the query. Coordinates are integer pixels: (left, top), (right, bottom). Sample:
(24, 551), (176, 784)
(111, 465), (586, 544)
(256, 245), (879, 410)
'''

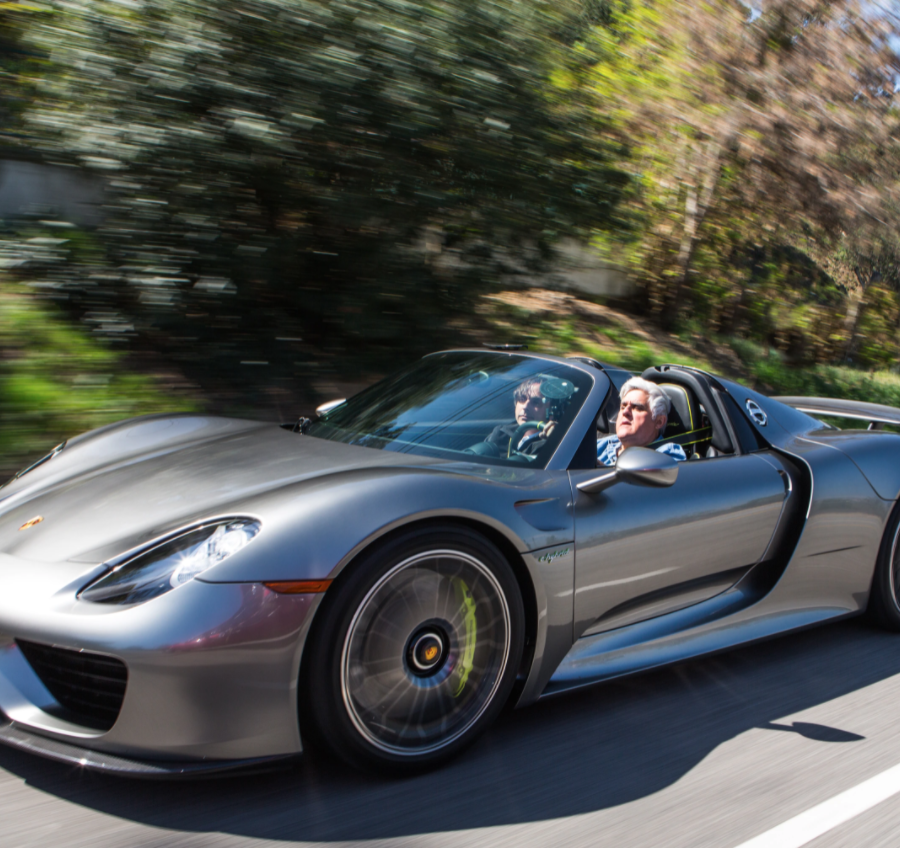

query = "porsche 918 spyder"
(1, 349), (899, 775)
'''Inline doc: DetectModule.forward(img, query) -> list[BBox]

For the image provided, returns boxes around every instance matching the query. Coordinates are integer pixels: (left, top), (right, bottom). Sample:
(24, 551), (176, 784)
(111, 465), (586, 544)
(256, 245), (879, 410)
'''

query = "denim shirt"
(596, 434), (687, 467)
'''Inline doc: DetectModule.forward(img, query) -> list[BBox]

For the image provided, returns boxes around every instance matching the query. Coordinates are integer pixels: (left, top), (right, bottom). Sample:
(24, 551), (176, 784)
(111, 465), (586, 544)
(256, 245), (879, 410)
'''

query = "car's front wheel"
(303, 525), (524, 773)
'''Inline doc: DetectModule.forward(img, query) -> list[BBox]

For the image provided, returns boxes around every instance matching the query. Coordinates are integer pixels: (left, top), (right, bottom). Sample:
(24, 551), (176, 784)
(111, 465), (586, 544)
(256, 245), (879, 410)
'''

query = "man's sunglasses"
(619, 400), (649, 413)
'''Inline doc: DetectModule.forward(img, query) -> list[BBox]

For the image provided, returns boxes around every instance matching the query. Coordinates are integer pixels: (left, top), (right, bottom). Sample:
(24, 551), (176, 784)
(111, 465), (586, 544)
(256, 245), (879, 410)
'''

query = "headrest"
(659, 383), (694, 436)
(641, 365), (729, 452)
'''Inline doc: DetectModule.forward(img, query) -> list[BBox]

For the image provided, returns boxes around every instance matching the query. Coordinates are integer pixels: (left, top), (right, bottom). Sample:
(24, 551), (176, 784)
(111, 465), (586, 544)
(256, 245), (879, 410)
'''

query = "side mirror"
(315, 398), (346, 417)
(577, 446), (679, 495)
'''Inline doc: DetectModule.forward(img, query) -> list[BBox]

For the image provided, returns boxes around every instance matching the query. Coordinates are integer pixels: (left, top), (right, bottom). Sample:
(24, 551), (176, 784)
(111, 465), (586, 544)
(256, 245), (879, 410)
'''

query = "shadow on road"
(1, 618), (899, 841)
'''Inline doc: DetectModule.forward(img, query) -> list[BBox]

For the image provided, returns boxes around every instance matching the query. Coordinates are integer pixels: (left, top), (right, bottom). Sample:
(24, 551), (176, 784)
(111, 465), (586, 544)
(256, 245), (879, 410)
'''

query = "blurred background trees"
(577, 0), (900, 362)
(4, 0), (629, 412)
(3, 0), (900, 472)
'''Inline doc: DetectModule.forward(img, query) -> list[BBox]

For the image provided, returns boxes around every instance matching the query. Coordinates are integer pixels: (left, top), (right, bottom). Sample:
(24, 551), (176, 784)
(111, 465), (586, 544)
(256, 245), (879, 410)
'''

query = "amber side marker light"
(263, 580), (333, 594)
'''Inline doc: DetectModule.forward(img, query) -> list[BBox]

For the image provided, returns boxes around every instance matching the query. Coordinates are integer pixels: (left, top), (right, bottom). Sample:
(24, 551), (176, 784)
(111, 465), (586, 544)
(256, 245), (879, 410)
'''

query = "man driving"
(597, 377), (687, 466)
(484, 377), (557, 457)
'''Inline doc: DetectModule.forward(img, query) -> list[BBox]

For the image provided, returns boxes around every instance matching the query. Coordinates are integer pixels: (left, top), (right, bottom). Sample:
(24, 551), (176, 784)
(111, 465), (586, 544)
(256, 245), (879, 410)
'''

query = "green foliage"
(0, 280), (196, 476)
(853, 286), (900, 369)
(728, 336), (900, 405)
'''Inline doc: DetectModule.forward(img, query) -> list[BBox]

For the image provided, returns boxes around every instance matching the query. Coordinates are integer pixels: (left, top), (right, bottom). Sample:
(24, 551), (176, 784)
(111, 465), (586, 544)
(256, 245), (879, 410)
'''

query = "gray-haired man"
(597, 377), (687, 466)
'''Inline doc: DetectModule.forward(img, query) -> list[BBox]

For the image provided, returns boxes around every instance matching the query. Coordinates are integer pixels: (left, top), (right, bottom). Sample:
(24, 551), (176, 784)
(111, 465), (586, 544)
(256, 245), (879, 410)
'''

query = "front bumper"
(0, 720), (300, 777)
(0, 555), (323, 767)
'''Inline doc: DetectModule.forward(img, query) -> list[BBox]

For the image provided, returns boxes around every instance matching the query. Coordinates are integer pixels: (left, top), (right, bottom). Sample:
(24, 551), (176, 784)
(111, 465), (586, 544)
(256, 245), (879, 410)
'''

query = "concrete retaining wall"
(0, 160), (105, 226)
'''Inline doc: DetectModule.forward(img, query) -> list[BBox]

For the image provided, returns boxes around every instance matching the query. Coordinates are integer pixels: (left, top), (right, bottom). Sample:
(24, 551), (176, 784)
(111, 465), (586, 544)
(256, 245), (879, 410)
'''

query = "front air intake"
(16, 640), (127, 731)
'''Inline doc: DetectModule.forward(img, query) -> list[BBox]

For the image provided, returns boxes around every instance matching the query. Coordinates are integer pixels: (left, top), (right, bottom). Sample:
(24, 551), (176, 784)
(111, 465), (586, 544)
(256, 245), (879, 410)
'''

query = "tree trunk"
(842, 283), (866, 363)
(663, 151), (722, 329)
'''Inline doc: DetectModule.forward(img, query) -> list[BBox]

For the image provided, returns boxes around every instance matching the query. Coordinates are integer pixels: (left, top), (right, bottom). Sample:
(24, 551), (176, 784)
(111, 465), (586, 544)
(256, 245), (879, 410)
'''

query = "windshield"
(306, 352), (594, 467)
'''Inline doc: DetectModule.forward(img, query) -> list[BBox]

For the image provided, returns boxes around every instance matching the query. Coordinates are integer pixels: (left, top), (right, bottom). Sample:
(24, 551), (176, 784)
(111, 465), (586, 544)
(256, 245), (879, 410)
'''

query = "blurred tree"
(828, 225), (900, 364)
(11, 0), (630, 410)
(576, 0), (900, 346)
(9, 0), (900, 401)
(0, 0), (46, 149)
(0, 276), (196, 477)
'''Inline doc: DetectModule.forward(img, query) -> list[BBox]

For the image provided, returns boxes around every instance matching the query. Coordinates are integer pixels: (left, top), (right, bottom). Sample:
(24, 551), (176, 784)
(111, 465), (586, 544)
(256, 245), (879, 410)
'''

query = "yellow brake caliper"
(452, 578), (477, 697)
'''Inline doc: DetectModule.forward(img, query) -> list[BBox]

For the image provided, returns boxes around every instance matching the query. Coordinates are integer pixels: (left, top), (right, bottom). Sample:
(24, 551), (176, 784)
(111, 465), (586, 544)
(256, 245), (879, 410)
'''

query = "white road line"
(734, 761), (900, 848)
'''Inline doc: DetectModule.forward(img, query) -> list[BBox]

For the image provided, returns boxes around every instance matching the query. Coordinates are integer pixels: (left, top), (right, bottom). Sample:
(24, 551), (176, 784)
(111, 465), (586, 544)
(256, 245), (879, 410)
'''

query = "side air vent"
(16, 640), (127, 731)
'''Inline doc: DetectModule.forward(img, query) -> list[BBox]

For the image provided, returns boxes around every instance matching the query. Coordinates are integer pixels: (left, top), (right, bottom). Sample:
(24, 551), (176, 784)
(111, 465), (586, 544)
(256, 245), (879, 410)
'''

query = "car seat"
(641, 365), (735, 456)
(653, 383), (713, 459)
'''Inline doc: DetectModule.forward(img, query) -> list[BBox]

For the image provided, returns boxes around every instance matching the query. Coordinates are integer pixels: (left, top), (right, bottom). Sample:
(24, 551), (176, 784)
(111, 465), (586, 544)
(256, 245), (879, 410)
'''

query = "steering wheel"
(511, 420), (546, 453)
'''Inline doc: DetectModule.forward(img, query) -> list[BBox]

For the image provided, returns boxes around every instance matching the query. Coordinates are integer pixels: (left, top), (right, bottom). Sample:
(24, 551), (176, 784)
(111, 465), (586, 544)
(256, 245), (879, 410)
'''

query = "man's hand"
(516, 420), (557, 452)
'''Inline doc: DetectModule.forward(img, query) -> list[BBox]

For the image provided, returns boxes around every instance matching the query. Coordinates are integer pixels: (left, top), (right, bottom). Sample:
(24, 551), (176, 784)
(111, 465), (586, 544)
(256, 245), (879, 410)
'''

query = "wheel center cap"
(409, 631), (446, 674)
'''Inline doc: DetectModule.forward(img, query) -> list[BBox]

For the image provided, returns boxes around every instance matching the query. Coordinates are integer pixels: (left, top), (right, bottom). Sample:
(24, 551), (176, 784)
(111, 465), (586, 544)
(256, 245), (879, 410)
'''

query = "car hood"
(0, 415), (442, 564)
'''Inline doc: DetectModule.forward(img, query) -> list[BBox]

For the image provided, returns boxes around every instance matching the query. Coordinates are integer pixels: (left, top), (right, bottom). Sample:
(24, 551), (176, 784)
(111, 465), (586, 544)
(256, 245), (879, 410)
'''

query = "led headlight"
(80, 519), (261, 605)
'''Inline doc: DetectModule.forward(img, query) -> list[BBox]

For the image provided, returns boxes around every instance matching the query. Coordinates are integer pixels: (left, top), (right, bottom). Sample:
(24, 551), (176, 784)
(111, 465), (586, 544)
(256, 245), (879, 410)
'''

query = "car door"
(569, 452), (788, 639)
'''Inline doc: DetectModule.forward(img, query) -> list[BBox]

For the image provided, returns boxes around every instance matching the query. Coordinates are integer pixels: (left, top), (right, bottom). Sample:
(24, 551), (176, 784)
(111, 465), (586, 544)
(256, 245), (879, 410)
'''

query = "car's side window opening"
(568, 385), (617, 470)
(597, 368), (761, 463)
(645, 368), (737, 456)
(584, 366), (771, 467)
(598, 379), (720, 461)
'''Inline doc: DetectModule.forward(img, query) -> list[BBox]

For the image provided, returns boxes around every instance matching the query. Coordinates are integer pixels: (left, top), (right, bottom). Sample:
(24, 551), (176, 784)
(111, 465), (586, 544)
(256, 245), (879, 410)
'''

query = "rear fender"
(803, 430), (900, 501)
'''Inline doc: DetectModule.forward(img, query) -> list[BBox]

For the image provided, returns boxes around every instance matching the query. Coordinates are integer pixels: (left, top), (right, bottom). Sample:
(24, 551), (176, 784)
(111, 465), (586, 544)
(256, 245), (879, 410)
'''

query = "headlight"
(80, 519), (261, 605)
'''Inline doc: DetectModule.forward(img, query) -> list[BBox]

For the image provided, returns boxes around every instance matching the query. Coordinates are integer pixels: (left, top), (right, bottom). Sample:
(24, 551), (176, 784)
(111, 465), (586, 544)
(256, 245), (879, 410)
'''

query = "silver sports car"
(2, 349), (900, 776)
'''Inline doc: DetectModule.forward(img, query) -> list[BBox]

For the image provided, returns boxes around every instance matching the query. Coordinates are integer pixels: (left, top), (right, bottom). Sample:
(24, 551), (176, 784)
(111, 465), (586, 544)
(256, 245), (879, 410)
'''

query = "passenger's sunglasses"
(619, 400), (649, 413)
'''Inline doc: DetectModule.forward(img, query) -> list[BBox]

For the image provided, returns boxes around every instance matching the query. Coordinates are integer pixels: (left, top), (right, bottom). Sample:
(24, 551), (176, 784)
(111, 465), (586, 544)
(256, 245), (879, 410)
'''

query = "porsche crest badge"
(18, 516), (44, 531)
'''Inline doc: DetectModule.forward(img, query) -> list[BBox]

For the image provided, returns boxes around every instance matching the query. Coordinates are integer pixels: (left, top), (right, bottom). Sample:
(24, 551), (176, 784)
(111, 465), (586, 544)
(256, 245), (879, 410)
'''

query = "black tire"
(302, 524), (525, 773)
(869, 502), (900, 630)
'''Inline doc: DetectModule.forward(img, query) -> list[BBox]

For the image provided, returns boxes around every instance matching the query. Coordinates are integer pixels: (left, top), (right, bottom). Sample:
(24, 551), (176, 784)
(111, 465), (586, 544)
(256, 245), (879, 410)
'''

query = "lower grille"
(16, 640), (127, 731)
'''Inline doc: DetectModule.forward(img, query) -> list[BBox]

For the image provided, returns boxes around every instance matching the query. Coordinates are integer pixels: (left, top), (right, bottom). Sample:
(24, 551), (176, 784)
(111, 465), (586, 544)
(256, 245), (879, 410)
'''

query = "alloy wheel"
(340, 549), (512, 756)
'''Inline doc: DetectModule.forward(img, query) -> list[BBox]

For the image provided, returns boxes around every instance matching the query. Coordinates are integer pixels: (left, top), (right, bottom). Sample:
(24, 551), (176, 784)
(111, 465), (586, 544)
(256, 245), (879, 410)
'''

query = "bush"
(0, 280), (196, 478)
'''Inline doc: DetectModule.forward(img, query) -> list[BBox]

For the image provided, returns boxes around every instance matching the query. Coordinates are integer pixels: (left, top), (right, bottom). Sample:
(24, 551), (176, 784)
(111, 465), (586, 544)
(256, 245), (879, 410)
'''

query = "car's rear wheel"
(303, 525), (524, 773)
(869, 502), (900, 630)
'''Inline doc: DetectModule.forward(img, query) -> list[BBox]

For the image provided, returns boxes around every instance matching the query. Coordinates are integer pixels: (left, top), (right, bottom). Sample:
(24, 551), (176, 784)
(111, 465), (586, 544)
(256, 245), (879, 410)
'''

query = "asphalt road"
(3, 617), (900, 848)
